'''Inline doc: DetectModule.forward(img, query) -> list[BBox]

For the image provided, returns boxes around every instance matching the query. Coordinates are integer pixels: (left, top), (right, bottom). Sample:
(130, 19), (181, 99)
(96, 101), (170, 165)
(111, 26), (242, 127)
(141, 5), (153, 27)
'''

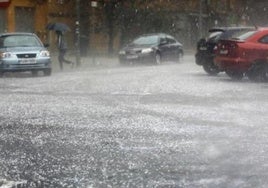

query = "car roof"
(208, 27), (256, 33)
(255, 27), (268, 31)
(0, 32), (36, 37)
(139, 33), (172, 38)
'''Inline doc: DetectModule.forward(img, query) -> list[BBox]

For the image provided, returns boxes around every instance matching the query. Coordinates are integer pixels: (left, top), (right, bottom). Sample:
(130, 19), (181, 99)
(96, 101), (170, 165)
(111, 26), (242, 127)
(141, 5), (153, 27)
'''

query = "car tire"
(176, 50), (183, 63)
(226, 70), (244, 80)
(43, 69), (52, 76)
(203, 60), (220, 75)
(195, 53), (204, 65)
(154, 52), (161, 65)
(119, 60), (128, 66)
(32, 70), (38, 77)
(247, 61), (267, 82)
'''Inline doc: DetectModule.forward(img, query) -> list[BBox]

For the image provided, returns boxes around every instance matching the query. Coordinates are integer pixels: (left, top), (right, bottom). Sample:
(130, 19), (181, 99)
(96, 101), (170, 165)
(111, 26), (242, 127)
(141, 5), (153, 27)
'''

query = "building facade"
(0, 0), (76, 53)
(0, 0), (265, 55)
(0, 0), (48, 41)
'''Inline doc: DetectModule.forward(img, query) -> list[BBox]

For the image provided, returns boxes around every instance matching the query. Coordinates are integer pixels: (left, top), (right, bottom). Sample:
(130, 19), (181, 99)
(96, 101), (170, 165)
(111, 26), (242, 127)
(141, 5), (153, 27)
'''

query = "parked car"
(0, 32), (51, 77)
(118, 33), (183, 65)
(214, 27), (268, 81)
(195, 27), (255, 75)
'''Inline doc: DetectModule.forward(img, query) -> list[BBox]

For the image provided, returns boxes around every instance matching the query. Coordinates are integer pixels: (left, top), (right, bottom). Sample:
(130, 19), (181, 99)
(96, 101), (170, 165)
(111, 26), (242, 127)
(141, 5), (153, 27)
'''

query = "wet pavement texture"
(0, 55), (268, 187)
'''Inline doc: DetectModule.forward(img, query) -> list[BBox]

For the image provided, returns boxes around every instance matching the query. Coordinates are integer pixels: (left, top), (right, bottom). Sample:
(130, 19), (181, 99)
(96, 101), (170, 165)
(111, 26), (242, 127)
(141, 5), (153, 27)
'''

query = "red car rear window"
(235, 31), (257, 41)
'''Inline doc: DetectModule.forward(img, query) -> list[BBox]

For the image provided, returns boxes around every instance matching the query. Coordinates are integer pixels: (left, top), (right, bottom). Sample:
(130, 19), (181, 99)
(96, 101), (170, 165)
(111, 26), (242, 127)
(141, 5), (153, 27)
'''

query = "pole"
(91, 1), (97, 65)
(199, 0), (203, 39)
(75, 0), (81, 67)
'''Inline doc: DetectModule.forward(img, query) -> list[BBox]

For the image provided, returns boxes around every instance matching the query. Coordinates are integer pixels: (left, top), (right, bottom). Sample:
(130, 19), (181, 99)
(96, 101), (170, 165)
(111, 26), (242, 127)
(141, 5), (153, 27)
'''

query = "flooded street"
(1, 55), (268, 187)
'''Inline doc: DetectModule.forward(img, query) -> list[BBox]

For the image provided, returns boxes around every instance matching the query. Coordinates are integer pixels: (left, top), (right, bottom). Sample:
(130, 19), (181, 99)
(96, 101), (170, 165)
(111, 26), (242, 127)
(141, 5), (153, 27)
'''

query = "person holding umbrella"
(46, 23), (74, 70)
(56, 30), (74, 70)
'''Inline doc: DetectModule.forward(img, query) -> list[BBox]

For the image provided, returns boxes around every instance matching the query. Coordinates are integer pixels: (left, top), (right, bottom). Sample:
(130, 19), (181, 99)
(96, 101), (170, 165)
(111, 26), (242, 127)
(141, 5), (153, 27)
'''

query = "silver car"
(0, 32), (51, 77)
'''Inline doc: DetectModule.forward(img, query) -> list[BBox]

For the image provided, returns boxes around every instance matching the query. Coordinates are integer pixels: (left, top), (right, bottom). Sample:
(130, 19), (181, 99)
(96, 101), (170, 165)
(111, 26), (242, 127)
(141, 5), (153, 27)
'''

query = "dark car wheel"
(226, 70), (244, 80)
(176, 50), (183, 63)
(32, 70), (38, 77)
(43, 69), (52, 76)
(247, 61), (268, 82)
(195, 53), (204, 65)
(119, 60), (128, 66)
(202, 60), (220, 75)
(154, 52), (161, 65)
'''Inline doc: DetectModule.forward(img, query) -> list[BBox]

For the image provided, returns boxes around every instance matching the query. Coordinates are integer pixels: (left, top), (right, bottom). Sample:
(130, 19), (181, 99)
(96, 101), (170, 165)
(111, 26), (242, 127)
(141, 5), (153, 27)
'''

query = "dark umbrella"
(46, 22), (71, 32)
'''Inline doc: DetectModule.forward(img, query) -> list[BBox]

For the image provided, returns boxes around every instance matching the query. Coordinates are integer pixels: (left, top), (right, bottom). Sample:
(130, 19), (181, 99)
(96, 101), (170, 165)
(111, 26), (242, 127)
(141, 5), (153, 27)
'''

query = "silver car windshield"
(0, 35), (42, 48)
(132, 35), (159, 45)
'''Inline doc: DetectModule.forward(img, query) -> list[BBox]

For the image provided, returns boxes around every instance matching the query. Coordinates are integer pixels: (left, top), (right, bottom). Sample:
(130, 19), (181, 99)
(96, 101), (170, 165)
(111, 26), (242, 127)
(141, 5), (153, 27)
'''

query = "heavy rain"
(1, 0), (268, 188)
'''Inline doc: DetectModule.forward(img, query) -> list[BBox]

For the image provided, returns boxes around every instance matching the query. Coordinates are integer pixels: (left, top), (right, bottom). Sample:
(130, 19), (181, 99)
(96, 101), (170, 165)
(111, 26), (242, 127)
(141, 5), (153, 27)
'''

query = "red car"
(214, 27), (268, 81)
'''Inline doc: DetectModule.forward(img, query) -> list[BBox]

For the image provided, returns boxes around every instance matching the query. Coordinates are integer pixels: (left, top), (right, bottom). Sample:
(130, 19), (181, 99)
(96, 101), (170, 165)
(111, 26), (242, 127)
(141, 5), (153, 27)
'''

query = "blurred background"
(0, 0), (267, 56)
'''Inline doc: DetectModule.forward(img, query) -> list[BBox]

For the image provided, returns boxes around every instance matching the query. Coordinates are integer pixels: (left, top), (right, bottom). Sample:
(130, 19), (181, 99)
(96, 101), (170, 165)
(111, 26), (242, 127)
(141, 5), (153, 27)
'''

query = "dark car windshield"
(207, 31), (222, 42)
(0, 35), (42, 48)
(132, 35), (159, 45)
(208, 28), (255, 42)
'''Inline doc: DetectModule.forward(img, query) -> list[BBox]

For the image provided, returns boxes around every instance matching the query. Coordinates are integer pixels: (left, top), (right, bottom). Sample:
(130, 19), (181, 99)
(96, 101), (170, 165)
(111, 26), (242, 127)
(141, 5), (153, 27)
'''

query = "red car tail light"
(217, 41), (238, 57)
(228, 43), (238, 57)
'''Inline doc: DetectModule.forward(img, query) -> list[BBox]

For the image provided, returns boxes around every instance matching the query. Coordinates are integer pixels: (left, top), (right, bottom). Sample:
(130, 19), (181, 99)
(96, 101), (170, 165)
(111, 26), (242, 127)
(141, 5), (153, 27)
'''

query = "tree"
(79, 0), (90, 56)
(103, 0), (120, 54)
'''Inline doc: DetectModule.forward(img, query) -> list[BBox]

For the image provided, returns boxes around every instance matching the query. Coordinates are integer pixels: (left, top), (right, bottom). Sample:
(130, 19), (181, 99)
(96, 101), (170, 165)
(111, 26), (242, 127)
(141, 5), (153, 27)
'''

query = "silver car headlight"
(40, 50), (50, 57)
(0, 52), (13, 58)
(141, 48), (153, 54)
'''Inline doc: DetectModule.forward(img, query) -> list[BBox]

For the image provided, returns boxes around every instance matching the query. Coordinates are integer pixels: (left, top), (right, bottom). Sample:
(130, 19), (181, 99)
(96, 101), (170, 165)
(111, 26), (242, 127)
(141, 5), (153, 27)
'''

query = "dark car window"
(160, 37), (168, 44)
(235, 30), (257, 41)
(208, 29), (255, 42)
(207, 31), (222, 42)
(166, 37), (176, 44)
(259, 35), (268, 44)
(132, 35), (159, 45)
(222, 29), (255, 40)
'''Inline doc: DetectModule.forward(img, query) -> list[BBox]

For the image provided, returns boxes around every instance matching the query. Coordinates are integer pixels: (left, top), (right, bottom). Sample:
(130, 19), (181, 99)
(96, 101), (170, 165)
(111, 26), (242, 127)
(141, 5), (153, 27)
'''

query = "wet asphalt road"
(0, 55), (268, 188)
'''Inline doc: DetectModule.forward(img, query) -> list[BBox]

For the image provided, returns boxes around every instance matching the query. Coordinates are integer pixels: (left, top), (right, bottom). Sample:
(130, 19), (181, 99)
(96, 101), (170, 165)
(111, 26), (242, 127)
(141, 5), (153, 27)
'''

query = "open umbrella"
(46, 22), (70, 32)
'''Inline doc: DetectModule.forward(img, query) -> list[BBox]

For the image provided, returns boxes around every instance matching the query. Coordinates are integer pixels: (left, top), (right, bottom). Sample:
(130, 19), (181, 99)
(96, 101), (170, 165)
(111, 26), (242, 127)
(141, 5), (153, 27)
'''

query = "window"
(236, 31), (257, 41)
(166, 37), (176, 44)
(15, 7), (35, 32)
(259, 35), (268, 44)
(0, 9), (6, 33)
(133, 35), (159, 45)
